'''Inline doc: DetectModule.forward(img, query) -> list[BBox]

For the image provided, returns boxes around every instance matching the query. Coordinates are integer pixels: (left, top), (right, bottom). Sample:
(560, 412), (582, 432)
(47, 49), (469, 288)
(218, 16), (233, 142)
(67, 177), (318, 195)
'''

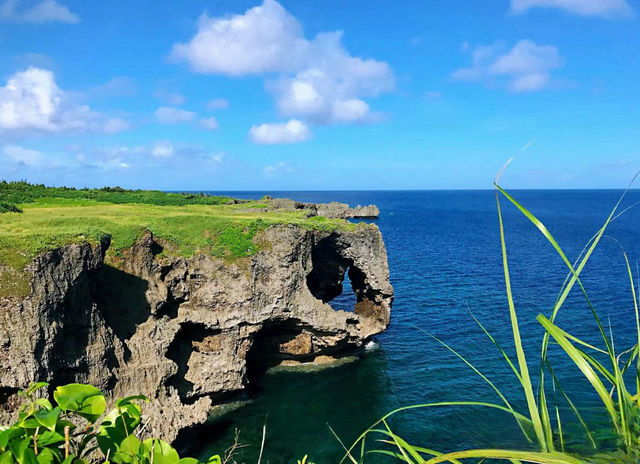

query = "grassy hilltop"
(0, 181), (356, 297)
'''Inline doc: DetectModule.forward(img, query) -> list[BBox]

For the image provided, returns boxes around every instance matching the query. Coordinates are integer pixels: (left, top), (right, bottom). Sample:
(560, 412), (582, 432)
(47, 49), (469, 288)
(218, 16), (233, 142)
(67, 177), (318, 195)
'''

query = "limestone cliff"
(0, 223), (393, 442)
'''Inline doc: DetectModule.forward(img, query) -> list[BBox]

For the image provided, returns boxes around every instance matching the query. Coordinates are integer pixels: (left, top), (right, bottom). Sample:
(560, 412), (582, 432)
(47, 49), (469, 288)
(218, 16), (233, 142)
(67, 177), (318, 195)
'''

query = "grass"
(341, 168), (640, 463)
(0, 182), (360, 298)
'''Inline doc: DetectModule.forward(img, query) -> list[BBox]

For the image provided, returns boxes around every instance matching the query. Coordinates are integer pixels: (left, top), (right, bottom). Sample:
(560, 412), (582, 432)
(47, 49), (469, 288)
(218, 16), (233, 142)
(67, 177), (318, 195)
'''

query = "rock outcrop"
(260, 198), (380, 219)
(0, 223), (393, 443)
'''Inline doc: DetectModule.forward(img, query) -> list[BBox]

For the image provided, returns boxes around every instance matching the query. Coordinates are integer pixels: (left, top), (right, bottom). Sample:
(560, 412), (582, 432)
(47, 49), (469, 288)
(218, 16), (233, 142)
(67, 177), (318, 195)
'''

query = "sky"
(0, 0), (639, 190)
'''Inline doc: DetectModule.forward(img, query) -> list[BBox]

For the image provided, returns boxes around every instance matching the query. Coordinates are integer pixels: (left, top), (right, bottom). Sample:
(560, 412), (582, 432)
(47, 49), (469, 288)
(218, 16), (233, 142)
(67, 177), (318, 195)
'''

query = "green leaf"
(34, 407), (61, 432)
(0, 427), (23, 449)
(36, 430), (65, 447)
(36, 448), (58, 464)
(9, 437), (30, 464)
(33, 400), (53, 412)
(19, 383), (48, 398)
(141, 440), (179, 464)
(97, 400), (143, 457)
(54, 384), (106, 423)
(118, 435), (141, 456)
(177, 458), (199, 464)
(206, 456), (221, 464)
(0, 451), (13, 464)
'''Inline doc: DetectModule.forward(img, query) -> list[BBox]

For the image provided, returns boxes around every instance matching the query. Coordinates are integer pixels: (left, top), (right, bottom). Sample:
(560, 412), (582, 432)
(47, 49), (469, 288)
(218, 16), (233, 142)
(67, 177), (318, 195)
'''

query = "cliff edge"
(0, 222), (393, 442)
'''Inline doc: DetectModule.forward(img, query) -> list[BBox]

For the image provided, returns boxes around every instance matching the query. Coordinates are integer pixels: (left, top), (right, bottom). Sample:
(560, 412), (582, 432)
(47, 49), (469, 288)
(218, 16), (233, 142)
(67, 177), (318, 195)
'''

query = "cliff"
(0, 223), (393, 442)
(259, 197), (380, 219)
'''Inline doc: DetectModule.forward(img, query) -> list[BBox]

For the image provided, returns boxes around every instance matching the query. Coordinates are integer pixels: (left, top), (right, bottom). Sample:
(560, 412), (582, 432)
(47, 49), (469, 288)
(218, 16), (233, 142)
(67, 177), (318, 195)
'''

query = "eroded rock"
(0, 223), (393, 443)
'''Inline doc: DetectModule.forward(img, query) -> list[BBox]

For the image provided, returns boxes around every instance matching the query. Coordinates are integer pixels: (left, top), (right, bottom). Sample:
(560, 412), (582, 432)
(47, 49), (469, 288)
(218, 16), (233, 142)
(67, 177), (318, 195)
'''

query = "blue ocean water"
(197, 190), (640, 463)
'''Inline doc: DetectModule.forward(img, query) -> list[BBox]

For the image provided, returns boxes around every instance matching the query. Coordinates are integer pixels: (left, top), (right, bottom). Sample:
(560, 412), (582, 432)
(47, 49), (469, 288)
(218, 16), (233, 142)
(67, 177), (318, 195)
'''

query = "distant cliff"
(0, 221), (393, 442)
(259, 197), (380, 218)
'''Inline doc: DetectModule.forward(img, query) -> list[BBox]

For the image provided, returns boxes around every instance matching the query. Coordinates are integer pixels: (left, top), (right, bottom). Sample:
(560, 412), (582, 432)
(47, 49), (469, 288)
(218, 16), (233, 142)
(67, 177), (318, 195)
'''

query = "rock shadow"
(93, 264), (151, 341)
(245, 320), (308, 388)
(166, 322), (221, 403)
(305, 235), (364, 312)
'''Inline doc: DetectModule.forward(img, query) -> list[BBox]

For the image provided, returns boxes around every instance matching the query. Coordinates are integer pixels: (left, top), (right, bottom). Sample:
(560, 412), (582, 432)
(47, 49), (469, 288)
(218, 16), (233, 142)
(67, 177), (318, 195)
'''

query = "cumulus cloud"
(249, 119), (311, 144)
(510, 0), (633, 18)
(0, 67), (129, 133)
(154, 106), (196, 124)
(206, 98), (229, 110)
(171, 0), (394, 125)
(0, 0), (79, 23)
(199, 116), (219, 131)
(452, 40), (563, 92)
(151, 140), (174, 158)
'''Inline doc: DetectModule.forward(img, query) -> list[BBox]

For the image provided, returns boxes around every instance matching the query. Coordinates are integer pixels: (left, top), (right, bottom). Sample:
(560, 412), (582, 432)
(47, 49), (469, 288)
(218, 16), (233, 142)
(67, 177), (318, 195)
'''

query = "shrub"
(0, 203), (21, 214)
(0, 382), (222, 464)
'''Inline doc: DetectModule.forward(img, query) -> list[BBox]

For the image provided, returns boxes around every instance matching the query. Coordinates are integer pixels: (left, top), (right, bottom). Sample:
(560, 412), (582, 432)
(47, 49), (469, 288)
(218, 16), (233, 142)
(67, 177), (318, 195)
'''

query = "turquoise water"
(193, 190), (640, 463)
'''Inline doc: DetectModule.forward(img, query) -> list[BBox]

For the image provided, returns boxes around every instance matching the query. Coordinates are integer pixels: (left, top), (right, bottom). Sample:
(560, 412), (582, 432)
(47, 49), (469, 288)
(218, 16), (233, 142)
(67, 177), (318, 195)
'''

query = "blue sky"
(0, 0), (639, 190)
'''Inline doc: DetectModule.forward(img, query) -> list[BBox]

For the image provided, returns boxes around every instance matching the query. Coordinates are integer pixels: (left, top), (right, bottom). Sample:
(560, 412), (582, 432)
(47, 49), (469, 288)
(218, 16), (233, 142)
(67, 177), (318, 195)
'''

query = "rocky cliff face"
(0, 224), (393, 442)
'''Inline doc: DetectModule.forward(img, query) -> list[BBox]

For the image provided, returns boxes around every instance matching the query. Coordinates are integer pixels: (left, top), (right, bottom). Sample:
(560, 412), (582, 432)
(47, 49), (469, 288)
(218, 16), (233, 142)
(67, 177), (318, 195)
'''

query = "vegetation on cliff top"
(0, 181), (360, 298)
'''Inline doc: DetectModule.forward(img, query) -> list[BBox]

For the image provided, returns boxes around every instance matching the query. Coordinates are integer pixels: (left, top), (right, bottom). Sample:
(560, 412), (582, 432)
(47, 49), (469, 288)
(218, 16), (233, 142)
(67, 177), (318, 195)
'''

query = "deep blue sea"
(195, 190), (640, 463)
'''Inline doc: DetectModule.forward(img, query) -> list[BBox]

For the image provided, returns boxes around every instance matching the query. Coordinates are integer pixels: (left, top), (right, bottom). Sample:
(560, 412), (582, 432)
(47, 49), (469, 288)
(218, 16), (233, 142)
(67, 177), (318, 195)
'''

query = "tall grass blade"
(339, 402), (534, 464)
(537, 315), (620, 433)
(469, 308), (522, 383)
(423, 449), (585, 464)
(495, 189), (547, 450)
(545, 361), (597, 449)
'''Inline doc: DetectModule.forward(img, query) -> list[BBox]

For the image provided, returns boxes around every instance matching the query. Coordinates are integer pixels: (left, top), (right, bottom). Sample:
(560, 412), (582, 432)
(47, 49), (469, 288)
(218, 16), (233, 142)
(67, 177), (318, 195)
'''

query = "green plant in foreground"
(342, 170), (640, 463)
(0, 382), (222, 464)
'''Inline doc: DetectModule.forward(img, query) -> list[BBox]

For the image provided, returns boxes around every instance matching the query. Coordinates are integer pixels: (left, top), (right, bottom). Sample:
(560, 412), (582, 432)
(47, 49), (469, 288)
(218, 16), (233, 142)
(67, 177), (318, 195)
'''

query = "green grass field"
(0, 182), (358, 298)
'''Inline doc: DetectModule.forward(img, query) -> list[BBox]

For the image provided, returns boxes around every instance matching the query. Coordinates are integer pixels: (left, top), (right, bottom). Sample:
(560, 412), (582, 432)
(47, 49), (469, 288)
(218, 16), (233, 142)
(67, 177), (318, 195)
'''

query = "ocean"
(194, 190), (640, 463)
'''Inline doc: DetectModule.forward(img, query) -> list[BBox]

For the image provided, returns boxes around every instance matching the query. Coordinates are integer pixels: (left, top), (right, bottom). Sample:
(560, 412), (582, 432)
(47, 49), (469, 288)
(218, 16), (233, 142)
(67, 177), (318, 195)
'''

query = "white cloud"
(452, 40), (563, 92)
(171, 0), (393, 125)
(211, 152), (224, 163)
(0, 67), (129, 133)
(249, 119), (311, 144)
(2, 144), (44, 166)
(154, 106), (196, 124)
(151, 141), (174, 158)
(206, 98), (229, 110)
(510, 0), (633, 18)
(171, 0), (305, 75)
(199, 116), (219, 131)
(0, 0), (79, 23)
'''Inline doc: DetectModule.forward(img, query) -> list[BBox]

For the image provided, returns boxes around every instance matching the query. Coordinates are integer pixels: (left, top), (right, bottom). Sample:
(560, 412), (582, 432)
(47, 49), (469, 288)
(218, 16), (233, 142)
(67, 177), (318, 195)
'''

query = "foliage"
(0, 182), (358, 298)
(0, 203), (21, 214)
(0, 382), (222, 464)
(344, 171), (640, 463)
(0, 181), (233, 208)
